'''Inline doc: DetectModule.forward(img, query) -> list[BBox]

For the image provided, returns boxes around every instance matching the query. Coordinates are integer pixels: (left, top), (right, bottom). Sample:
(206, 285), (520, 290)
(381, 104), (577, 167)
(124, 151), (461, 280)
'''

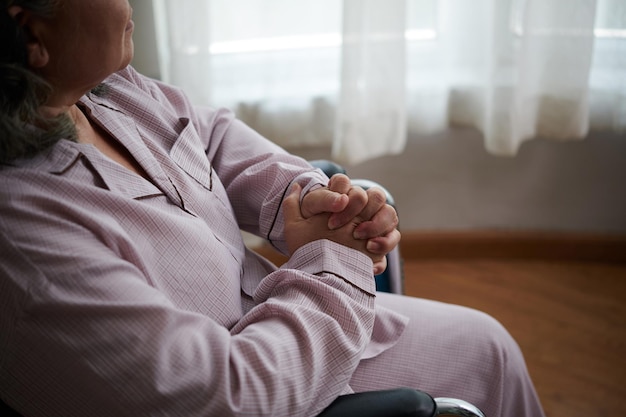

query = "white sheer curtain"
(153, 0), (625, 165)
(334, 0), (407, 164)
(430, 0), (600, 155)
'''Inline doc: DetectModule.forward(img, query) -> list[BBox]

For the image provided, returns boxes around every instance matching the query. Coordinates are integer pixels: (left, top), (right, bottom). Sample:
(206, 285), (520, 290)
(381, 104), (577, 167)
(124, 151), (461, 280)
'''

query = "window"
(205, 0), (438, 107)
(153, 0), (625, 159)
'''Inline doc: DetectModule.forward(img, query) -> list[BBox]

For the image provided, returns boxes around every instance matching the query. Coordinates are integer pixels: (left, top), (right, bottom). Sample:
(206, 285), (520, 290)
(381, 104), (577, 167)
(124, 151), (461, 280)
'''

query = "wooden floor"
(402, 257), (626, 417)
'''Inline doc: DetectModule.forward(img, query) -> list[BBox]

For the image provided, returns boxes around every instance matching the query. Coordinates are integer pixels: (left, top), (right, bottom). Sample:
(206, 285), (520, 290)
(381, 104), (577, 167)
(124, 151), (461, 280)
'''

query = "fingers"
(364, 229), (401, 256)
(327, 174), (352, 194)
(300, 188), (348, 218)
(372, 257), (388, 276)
(302, 175), (383, 232)
(353, 197), (399, 240)
(353, 187), (388, 227)
(327, 186), (368, 230)
(323, 173), (360, 228)
(300, 173), (353, 218)
(282, 183), (304, 224)
(299, 173), (352, 219)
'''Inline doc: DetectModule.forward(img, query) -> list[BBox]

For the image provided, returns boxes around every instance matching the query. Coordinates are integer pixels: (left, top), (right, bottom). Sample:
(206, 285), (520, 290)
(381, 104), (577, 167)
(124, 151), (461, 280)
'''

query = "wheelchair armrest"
(0, 398), (21, 417)
(1, 391), (486, 417)
(434, 397), (486, 417)
(318, 389), (487, 417)
(309, 159), (347, 177)
(318, 388), (436, 417)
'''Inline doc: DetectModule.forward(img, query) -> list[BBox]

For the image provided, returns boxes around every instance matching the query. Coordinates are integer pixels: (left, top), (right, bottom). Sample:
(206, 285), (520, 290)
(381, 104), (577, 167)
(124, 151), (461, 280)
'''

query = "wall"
(288, 129), (626, 234)
(129, 0), (161, 79)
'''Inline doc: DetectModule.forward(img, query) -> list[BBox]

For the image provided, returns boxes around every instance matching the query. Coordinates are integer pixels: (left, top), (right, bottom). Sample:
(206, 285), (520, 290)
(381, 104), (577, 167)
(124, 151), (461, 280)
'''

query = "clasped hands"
(283, 174), (400, 275)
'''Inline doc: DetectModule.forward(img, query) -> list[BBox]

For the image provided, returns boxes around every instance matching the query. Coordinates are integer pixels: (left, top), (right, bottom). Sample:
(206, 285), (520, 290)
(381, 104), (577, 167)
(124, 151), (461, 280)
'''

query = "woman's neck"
(39, 82), (94, 120)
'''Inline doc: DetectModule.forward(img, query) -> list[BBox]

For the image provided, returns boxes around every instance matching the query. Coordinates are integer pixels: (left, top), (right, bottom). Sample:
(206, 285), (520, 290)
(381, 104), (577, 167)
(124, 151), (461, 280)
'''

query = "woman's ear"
(7, 5), (50, 68)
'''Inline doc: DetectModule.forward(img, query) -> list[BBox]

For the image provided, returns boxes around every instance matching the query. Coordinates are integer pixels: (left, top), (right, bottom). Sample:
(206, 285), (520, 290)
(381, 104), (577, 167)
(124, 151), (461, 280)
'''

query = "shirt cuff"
(282, 239), (376, 296)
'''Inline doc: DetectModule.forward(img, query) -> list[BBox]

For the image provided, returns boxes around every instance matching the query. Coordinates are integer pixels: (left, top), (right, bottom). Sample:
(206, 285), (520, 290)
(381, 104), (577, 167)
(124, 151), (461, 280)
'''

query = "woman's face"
(34, 0), (134, 99)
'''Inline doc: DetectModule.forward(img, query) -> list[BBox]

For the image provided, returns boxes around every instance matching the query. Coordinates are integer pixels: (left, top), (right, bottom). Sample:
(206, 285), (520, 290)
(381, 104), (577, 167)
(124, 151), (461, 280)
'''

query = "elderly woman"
(0, 0), (545, 416)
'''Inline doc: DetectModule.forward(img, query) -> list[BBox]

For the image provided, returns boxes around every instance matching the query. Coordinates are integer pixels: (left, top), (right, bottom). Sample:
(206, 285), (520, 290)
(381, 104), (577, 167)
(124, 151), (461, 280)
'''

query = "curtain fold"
(502, 0), (597, 154)
(154, 0), (213, 105)
(150, 0), (625, 165)
(442, 0), (598, 155)
(333, 0), (407, 165)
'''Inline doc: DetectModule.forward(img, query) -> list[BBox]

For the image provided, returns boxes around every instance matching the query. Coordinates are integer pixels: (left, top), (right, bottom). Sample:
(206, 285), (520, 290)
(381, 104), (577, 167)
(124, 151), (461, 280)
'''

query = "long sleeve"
(0, 181), (376, 417)
(205, 113), (327, 253)
(113, 66), (330, 253)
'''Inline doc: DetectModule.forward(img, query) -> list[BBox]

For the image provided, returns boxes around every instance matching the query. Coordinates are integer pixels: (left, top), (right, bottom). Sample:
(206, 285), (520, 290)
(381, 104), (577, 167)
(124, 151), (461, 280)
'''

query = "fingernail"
(354, 230), (367, 239)
(366, 240), (381, 252)
(329, 218), (341, 230)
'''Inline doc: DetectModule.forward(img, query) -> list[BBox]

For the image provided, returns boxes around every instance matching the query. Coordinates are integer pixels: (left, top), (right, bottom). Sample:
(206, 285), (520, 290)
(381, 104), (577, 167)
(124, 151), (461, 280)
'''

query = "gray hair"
(1, 0), (77, 165)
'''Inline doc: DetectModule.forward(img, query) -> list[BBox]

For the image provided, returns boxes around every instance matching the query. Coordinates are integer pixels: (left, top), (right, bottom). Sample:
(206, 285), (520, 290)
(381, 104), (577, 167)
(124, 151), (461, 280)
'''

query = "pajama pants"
(350, 292), (546, 417)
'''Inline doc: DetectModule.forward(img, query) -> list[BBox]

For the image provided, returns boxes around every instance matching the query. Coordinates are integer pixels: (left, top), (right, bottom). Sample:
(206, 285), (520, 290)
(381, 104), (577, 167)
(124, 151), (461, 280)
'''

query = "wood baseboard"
(399, 230), (626, 263)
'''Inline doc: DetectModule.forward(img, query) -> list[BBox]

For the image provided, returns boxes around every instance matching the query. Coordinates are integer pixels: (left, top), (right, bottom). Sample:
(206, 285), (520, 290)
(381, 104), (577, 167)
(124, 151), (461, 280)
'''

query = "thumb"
(282, 183), (304, 223)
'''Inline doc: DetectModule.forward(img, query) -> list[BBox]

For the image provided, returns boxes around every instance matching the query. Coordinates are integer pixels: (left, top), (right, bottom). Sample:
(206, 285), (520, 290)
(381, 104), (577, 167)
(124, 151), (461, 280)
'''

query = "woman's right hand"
(283, 183), (384, 270)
